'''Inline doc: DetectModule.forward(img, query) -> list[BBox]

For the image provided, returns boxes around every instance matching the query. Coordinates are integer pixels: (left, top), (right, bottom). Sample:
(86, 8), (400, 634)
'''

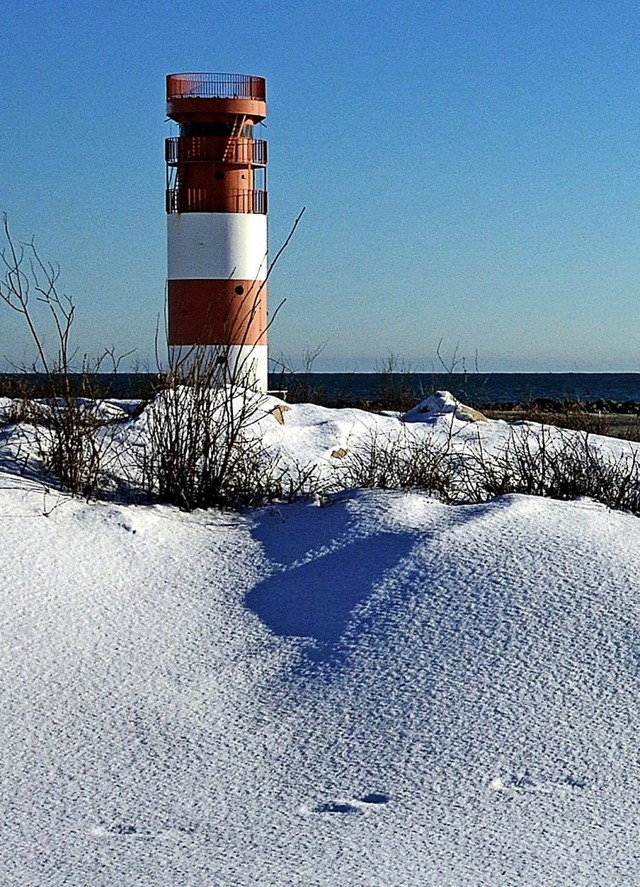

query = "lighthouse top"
(166, 72), (267, 121)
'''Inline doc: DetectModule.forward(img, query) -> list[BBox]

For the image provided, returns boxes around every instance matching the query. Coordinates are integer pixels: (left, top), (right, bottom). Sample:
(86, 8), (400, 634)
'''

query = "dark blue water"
(272, 373), (640, 406)
(3, 373), (640, 406)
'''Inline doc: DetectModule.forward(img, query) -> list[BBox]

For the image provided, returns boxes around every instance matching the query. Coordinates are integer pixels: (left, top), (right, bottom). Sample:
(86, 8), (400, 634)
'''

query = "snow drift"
(0, 397), (639, 885)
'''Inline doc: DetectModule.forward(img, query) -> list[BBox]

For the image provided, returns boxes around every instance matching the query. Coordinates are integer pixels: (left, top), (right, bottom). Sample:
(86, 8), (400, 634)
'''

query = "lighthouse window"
(180, 122), (232, 137)
(241, 124), (253, 138)
(234, 285), (245, 295)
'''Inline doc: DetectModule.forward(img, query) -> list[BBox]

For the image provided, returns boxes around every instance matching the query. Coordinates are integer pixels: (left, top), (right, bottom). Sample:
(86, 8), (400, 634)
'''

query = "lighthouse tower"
(165, 72), (268, 389)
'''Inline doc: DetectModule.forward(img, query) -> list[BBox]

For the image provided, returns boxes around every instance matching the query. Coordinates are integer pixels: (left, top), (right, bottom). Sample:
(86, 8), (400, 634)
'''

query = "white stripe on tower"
(167, 214), (267, 281)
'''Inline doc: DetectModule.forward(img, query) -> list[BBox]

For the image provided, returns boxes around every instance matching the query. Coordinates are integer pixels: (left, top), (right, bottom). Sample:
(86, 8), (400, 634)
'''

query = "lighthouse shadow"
(245, 528), (414, 667)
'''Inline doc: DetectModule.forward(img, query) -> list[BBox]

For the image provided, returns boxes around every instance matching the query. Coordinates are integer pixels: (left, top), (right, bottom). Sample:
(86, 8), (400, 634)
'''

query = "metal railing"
(167, 73), (266, 102)
(166, 188), (267, 214)
(165, 137), (267, 166)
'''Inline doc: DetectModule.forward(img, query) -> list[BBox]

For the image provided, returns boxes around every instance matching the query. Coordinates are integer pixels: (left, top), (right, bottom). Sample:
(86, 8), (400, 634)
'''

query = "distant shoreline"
(2, 371), (640, 411)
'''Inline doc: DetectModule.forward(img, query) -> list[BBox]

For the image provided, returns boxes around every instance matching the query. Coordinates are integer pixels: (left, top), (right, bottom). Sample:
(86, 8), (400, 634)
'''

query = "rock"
(401, 390), (488, 424)
(269, 404), (291, 425)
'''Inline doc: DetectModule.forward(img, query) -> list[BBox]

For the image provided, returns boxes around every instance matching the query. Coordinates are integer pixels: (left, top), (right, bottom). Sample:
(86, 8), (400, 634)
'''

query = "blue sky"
(2, 0), (640, 372)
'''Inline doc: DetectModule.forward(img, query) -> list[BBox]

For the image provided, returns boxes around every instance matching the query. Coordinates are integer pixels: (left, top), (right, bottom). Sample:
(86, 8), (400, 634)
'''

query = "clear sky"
(2, 0), (640, 372)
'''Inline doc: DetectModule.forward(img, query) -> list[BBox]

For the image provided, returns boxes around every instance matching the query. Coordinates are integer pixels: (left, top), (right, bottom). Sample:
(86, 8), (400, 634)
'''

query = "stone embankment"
(482, 398), (640, 415)
(481, 399), (640, 442)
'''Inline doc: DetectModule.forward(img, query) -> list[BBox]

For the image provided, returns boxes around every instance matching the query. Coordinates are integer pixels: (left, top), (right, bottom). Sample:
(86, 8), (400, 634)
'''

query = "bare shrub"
(340, 417), (640, 517)
(134, 352), (324, 510)
(341, 425), (464, 502)
(0, 216), (130, 497)
(464, 424), (640, 513)
(135, 358), (271, 509)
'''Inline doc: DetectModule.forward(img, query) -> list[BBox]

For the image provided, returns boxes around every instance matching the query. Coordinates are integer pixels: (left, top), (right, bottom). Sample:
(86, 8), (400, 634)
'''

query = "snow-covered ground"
(1, 394), (639, 885)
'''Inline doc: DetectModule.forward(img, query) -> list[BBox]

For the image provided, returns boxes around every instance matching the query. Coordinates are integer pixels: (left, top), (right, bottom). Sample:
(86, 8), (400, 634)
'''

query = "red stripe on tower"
(165, 73), (268, 389)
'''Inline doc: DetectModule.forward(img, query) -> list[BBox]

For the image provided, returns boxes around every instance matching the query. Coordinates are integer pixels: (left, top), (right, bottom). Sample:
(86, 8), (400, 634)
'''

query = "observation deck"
(166, 73), (267, 121)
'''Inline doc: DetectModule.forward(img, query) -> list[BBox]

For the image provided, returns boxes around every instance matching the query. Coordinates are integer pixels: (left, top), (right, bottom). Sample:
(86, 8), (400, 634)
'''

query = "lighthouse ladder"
(221, 116), (245, 163)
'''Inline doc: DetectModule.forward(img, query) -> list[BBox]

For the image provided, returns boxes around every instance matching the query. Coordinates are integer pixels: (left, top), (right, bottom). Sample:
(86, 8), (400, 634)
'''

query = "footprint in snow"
(490, 774), (587, 794)
(90, 822), (196, 839)
(312, 792), (390, 815)
(90, 823), (146, 838)
(360, 792), (389, 805)
(315, 802), (363, 815)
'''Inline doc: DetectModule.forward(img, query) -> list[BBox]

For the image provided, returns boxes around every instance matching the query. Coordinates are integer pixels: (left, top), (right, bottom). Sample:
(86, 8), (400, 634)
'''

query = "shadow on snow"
(246, 524), (414, 665)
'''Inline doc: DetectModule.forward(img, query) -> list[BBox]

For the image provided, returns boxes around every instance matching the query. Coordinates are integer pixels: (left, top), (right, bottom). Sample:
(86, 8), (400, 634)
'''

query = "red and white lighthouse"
(165, 72), (268, 389)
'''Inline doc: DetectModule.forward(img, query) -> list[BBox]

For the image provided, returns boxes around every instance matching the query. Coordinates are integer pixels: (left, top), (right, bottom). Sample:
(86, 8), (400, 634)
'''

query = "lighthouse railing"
(166, 188), (267, 214)
(165, 137), (267, 166)
(166, 73), (266, 102)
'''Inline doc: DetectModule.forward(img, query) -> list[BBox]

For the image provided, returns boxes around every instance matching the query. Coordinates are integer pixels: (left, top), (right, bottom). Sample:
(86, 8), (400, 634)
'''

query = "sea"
(2, 372), (640, 406)
(273, 372), (640, 406)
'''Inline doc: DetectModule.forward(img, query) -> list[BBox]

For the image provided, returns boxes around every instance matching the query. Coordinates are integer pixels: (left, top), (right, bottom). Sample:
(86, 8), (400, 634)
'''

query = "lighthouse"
(165, 72), (268, 390)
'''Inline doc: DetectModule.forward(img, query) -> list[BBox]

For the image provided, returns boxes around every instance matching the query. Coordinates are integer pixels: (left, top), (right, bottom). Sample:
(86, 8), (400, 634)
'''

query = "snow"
(1, 395), (639, 885)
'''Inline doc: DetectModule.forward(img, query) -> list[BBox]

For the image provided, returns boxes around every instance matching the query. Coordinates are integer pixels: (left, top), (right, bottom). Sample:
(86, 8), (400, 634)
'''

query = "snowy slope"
(0, 401), (639, 885)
